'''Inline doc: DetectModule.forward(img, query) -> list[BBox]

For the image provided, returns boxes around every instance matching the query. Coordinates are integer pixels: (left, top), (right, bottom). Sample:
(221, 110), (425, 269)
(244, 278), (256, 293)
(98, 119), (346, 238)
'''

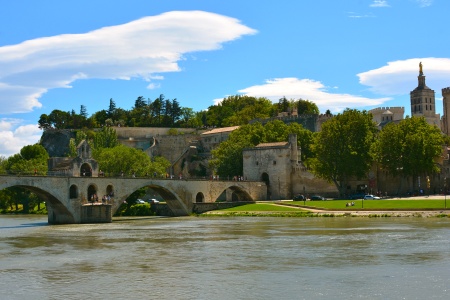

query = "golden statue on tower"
(419, 61), (423, 75)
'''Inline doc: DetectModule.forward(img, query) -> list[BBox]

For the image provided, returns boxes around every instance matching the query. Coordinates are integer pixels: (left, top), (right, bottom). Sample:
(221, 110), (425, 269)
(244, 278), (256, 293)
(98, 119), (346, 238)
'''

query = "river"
(1, 215), (449, 300)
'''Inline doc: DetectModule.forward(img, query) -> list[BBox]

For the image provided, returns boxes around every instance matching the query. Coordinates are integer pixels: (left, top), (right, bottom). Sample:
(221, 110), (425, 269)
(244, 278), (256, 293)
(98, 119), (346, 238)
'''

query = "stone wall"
(114, 127), (197, 139)
(80, 205), (112, 223)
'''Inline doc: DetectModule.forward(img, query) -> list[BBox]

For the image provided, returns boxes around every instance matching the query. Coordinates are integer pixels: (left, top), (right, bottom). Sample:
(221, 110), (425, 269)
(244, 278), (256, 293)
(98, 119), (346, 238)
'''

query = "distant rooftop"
(201, 126), (240, 135)
(256, 142), (289, 148)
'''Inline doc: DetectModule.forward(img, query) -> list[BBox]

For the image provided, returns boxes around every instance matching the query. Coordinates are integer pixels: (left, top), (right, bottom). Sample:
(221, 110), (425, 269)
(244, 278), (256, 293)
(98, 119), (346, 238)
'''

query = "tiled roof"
(201, 126), (240, 135)
(255, 142), (289, 148)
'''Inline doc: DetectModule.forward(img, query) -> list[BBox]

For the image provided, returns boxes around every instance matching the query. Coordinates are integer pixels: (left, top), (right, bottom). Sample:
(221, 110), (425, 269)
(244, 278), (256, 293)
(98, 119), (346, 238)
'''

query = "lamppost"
(445, 177), (447, 209)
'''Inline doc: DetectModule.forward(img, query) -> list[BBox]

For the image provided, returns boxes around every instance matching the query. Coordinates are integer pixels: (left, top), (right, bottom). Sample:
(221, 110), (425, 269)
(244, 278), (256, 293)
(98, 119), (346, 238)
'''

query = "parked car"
(135, 199), (145, 204)
(363, 194), (380, 200)
(310, 195), (326, 201)
(349, 193), (365, 200)
(293, 194), (306, 201)
(147, 198), (160, 204)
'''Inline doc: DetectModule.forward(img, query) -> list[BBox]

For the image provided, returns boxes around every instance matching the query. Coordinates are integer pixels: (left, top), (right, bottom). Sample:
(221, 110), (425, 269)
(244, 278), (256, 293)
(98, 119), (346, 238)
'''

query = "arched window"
(69, 184), (78, 199)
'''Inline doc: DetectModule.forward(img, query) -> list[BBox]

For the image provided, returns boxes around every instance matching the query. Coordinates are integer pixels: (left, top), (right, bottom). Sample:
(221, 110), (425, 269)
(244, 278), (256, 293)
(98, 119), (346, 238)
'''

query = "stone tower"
(442, 87), (450, 135)
(410, 62), (440, 126)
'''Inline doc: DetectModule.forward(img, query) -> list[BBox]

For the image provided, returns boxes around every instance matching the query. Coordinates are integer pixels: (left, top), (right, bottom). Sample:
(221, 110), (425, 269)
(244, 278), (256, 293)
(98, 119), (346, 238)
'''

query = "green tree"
(92, 126), (119, 152)
(134, 96), (146, 110)
(278, 96), (290, 113)
(309, 109), (378, 196)
(108, 98), (116, 118)
(94, 145), (170, 177)
(3, 145), (49, 211)
(48, 110), (71, 129)
(38, 114), (52, 130)
(68, 131), (88, 157)
(374, 117), (443, 190)
(297, 99), (319, 115)
(6, 144), (49, 175)
(80, 105), (88, 118)
(93, 110), (109, 126)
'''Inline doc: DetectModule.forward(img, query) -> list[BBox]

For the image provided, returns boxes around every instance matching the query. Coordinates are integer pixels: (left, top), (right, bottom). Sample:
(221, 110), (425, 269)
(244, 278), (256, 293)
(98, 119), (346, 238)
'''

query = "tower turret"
(442, 87), (450, 135)
(410, 62), (440, 126)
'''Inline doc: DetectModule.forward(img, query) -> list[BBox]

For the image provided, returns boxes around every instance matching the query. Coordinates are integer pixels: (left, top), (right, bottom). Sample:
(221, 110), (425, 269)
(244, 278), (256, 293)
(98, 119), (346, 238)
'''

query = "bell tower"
(410, 62), (440, 126)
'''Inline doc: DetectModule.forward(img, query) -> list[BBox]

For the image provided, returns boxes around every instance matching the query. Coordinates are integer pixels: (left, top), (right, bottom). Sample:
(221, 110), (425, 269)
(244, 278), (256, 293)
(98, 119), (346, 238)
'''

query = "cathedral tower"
(410, 62), (440, 126)
(442, 87), (450, 135)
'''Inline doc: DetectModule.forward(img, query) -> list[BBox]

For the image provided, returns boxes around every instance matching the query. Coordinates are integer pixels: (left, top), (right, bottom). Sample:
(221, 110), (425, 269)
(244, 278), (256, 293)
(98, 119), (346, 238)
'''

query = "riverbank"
(202, 196), (450, 217)
(202, 209), (450, 217)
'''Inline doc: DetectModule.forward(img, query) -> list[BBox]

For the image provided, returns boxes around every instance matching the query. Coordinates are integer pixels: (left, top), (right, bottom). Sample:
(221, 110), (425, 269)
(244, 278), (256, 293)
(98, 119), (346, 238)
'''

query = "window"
(273, 160), (276, 165)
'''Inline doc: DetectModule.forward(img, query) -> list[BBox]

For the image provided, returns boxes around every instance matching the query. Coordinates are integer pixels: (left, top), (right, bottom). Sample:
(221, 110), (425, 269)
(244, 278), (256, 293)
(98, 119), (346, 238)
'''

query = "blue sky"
(1, 0), (450, 157)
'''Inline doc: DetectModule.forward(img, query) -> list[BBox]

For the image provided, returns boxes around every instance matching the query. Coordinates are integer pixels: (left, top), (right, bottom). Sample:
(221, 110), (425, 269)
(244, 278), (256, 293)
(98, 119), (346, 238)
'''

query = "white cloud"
(0, 120), (41, 157)
(147, 83), (161, 90)
(0, 11), (257, 114)
(347, 12), (375, 18)
(357, 58), (450, 95)
(417, 0), (433, 7)
(237, 78), (390, 113)
(370, 1), (390, 7)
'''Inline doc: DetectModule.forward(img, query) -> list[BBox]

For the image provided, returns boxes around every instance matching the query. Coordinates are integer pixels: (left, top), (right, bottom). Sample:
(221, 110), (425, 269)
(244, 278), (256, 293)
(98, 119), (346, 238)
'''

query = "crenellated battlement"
(369, 106), (404, 112)
(442, 87), (450, 95)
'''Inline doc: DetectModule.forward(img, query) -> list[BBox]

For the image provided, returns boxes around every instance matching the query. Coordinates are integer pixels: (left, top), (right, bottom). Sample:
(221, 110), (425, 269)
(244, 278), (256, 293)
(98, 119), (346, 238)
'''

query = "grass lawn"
(222, 203), (305, 212)
(292, 199), (449, 210)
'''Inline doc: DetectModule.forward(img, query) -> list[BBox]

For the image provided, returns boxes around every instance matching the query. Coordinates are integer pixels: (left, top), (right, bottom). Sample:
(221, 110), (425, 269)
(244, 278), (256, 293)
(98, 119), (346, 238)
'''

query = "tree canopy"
(308, 109), (378, 196)
(373, 117), (444, 188)
(93, 144), (170, 177)
(5, 144), (49, 175)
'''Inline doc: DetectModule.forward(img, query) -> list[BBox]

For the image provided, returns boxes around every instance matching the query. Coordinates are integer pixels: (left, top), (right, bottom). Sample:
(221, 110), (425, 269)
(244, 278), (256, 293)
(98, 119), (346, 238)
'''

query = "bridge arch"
(69, 184), (78, 199)
(87, 184), (98, 202)
(0, 179), (75, 224)
(80, 163), (92, 177)
(213, 184), (254, 202)
(106, 184), (114, 197)
(227, 185), (253, 202)
(261, 172), (271, 199)
(196, 192), (204, 203)
(119, 183), (190, 216)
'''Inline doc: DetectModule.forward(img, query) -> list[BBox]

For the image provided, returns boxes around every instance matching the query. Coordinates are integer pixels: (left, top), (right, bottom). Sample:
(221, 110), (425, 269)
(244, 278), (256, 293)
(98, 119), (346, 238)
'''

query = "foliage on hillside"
(38, 94), (323, 130)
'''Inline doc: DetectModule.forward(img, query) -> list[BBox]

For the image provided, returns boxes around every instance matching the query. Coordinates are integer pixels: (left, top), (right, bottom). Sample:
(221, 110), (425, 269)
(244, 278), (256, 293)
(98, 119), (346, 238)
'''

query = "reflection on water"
(1, 215), (450, 300)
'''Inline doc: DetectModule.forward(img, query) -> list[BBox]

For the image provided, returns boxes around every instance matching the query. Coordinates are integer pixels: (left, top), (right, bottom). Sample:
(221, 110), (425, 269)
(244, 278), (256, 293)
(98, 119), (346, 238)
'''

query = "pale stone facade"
(410, 62), (440, 127)
(200, 126), (239, 152)
(368, 107), (405, 129)
(47, 140), (99, 177)
(441, 87), (450, 135)
(243, 134), (338, 200)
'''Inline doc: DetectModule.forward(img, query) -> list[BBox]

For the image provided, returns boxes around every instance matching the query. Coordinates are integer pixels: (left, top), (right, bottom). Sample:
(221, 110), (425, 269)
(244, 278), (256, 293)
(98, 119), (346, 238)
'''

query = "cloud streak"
(0, 11), (257, 114)
(0, 10), (256, 157)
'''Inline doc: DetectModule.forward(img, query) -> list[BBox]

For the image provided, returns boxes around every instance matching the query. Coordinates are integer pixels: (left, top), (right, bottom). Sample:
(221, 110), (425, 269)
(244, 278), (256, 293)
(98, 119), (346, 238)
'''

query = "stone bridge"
(0, 175), (267, 224)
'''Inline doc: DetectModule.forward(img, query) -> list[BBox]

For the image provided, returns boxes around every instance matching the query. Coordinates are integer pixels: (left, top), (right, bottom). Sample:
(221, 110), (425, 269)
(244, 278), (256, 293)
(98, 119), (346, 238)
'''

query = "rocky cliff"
(40, 129), (74, 157)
